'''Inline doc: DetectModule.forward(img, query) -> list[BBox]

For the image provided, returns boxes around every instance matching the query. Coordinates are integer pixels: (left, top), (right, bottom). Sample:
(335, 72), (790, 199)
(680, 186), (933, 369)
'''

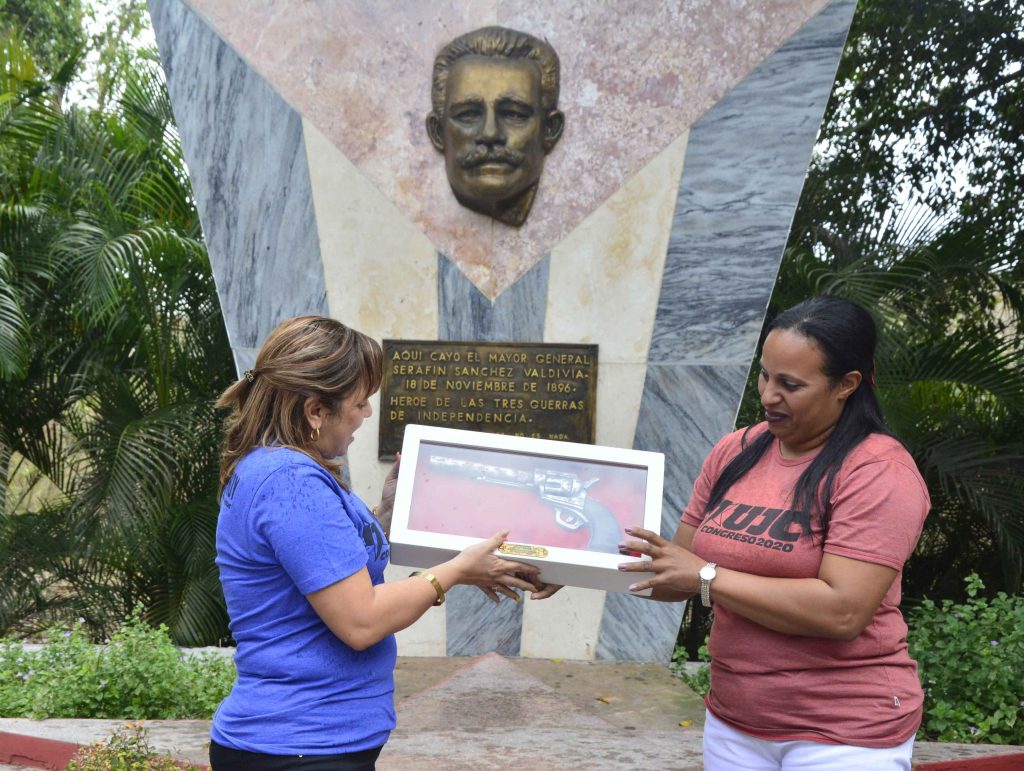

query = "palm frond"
(0, 252), (29, 378)
(880, 333), (1024, 410)
(914, 434), (1024, 588)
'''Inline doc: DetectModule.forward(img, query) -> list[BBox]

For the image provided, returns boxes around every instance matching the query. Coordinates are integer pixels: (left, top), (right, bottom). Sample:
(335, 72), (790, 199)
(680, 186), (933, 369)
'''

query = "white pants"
(703, 709), (915, 770)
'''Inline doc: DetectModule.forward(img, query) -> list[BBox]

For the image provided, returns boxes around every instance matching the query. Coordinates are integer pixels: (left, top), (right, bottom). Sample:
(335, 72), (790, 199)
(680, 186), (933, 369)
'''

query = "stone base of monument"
(3, 656), (1022, 770)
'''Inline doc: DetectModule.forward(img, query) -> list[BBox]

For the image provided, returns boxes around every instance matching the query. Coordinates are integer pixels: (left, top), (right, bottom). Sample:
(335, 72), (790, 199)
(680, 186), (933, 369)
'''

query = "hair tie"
(244, 369), (256, 383)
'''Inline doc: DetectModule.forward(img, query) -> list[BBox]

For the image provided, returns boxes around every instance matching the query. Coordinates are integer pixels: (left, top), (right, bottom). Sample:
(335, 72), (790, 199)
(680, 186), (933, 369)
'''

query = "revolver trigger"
(554, 507), (586, 531)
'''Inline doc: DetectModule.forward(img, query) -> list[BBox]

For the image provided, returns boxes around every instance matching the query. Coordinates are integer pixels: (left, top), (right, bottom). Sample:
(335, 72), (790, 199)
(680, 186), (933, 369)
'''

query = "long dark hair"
(704, 296), (894, 538)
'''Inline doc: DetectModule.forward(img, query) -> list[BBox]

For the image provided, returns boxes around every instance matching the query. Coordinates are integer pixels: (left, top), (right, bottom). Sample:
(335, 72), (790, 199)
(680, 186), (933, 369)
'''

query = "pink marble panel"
(185, 0), (827, 298)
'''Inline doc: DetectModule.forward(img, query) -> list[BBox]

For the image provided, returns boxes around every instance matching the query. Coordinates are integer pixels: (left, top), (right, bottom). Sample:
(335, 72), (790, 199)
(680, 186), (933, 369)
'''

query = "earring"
(311, 426), (321, 442)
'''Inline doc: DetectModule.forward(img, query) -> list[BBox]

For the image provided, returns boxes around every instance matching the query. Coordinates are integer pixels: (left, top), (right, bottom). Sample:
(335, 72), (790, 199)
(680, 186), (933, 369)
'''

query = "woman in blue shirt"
(210, 315), (536, 770)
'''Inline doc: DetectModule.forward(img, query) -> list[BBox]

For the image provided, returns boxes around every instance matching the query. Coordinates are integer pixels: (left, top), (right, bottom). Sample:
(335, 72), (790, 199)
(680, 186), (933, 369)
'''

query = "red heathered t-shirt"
(681, 424), (930, 748)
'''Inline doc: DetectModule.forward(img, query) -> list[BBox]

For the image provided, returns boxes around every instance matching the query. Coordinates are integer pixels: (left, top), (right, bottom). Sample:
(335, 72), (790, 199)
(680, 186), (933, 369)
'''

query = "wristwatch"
(699, 563), (718, 608)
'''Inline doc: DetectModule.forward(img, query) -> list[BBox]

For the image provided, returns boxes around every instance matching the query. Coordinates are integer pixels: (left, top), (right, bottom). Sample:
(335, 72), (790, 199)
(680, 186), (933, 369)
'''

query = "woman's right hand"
(528, 582), (563, 600)
(446, 531), (541, 602)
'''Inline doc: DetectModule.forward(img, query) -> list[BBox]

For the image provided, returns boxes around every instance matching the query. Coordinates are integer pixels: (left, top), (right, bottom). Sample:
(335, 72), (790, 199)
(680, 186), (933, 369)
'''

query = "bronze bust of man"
(426, 26), (565, 227)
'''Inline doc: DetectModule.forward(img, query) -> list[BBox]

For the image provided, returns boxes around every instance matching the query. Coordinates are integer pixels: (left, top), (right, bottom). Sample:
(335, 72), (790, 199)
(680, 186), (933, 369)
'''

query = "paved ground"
(2, 654), (1023, 770)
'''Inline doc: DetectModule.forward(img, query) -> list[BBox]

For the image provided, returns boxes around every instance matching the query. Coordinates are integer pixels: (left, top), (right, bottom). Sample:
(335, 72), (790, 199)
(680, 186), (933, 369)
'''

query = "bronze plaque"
(378, 340), (597, 458)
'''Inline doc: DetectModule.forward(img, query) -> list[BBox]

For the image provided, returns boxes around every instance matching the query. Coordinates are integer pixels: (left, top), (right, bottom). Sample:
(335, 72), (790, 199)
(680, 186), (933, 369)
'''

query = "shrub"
(65, 721), (202, 770)
(670, 576), (1023, 746)
(671, 639), (710, 698)
(0, 609), (235, 719)
(908, 574), (1024, 744)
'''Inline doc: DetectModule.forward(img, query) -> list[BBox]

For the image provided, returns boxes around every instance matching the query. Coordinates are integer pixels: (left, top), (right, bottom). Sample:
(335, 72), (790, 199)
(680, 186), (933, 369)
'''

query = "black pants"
(209, 739), (382, 771)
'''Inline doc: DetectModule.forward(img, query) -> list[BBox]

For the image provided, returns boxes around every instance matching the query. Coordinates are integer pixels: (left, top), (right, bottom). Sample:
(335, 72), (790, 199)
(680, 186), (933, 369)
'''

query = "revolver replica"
(427, 456), (622, 554)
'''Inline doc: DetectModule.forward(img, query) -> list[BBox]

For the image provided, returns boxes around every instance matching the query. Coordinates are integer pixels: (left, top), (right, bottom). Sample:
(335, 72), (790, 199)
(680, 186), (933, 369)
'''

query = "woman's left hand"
(619, 526), (704, 599)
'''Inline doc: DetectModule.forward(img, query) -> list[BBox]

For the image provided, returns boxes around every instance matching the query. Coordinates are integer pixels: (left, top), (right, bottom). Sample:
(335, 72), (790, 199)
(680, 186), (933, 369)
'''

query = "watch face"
(700, 564), (716, 580)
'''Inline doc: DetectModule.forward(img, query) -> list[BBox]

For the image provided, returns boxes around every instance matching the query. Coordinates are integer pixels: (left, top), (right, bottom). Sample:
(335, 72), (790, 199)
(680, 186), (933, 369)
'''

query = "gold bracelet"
(410, 570), (445, 606)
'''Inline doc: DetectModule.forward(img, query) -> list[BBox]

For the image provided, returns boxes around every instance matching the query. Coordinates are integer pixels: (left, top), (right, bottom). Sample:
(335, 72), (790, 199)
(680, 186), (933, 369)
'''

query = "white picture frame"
(389, 424), (663, 594)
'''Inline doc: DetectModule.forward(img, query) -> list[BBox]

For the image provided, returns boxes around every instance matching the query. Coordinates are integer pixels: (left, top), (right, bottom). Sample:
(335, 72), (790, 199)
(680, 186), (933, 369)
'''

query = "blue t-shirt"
(211, 447), (396, 754)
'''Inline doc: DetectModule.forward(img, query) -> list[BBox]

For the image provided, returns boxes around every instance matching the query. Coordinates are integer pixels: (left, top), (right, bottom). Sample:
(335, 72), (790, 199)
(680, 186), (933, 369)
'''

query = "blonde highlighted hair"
(216, 316), (382, 488)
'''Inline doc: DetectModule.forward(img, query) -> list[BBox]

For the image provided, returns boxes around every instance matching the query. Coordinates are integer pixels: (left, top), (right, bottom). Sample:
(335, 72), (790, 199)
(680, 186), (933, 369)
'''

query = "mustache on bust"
(459, 146), (525, 169)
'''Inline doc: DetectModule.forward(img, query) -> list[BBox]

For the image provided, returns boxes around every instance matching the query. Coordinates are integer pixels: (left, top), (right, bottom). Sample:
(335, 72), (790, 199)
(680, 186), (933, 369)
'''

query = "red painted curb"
(914, 754), (1024, 770)
(0, 731), (209, 770)
(0, 731), (79, 770)
(2, 727), (1020, 770)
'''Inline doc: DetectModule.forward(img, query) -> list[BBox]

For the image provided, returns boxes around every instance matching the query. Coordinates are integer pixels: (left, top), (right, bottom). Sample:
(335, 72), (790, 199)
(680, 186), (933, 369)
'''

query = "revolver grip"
(582, 499), (624, 554)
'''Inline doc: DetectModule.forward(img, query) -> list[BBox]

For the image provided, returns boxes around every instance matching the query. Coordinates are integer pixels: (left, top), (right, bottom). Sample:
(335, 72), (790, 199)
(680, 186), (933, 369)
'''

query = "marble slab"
(148, 0), (858, 663)
(436, 256), (550, 655)
(445, 584), (523, 657)
(301, 116), (440, 503)
(595, 0), (857, 662)
(438, 252), (548, 342)
(175, 0), (829, 298)
(519, 585), (605, 660)
(649, 0), (858, 366)
(148, 0), (328, 354)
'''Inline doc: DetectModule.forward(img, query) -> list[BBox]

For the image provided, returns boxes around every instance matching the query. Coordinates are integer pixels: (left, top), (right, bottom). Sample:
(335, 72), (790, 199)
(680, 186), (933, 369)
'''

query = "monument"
(148, 0), (858, 662)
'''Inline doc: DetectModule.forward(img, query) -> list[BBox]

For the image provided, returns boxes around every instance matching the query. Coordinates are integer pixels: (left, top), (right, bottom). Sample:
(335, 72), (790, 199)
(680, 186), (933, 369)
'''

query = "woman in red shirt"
(623, 296), (930, 770)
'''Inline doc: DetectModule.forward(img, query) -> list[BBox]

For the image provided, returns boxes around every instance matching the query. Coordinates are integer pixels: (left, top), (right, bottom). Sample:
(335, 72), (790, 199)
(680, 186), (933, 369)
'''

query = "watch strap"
(700, 562), (717, 608)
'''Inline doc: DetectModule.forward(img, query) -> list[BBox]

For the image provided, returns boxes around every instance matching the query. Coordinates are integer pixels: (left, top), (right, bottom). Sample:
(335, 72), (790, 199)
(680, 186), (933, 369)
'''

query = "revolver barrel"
(427, 455), (597, 532)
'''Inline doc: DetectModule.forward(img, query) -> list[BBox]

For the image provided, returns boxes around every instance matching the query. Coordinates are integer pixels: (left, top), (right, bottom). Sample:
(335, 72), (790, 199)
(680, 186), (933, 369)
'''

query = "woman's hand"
(447, 531), (540, 603)
(528, 582), (563, 600)
(618, 526), (703, 601)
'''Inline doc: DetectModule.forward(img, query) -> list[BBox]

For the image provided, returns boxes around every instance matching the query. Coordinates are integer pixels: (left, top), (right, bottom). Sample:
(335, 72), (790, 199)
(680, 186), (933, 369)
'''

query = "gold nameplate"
(499, 543), (549, 558)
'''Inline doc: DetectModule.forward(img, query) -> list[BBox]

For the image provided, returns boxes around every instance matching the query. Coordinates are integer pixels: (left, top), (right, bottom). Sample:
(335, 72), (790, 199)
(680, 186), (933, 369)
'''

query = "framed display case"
(389, 424), (663, 593)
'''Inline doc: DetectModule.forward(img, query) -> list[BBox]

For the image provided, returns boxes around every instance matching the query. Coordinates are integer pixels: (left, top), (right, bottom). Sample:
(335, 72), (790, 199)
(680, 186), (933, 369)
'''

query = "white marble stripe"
(301, 116), (440, 505)
(523, 133), (689, 660)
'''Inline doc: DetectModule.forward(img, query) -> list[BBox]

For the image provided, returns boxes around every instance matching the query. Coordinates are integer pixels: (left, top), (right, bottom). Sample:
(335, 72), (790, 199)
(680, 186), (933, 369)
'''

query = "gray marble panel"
(649, 0), (857, 365)
(148, 0), (328, 353)
(445, 585), (524, 657)
(439, 254), (549, 655)
(597, 364), (746, 662)
(438, 253), (549, 342)
(231, 347), (259, 375)
(598, 0), (856, 662)
(636, 365), (750, 539)
(597, 593), (681, 664)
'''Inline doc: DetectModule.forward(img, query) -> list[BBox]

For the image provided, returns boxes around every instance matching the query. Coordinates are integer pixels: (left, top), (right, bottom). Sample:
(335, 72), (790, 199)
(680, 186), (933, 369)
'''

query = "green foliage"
(81, 0), (156, 112)
(807, 0), (1024, 268)
(0, 609), (235, 719)
(66, 721), (203, 771)
(672, 580), (1024, 745)
(671, 639), (710, 698)
(0, 0), (157, 112)
(909, 574), (1024, 744)
(733, 0), (1024, 602)
(0, 29), (234, 645)
(0, 0), (86, 89)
